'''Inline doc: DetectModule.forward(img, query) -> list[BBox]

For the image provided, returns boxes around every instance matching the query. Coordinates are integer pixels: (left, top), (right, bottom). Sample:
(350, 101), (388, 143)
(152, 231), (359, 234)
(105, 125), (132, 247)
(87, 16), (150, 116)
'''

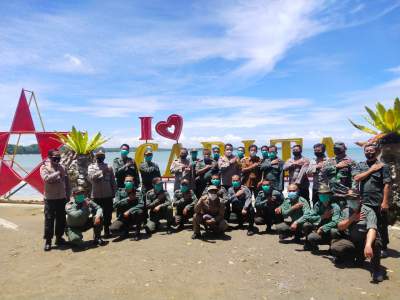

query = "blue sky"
(1, 0), (400, 148)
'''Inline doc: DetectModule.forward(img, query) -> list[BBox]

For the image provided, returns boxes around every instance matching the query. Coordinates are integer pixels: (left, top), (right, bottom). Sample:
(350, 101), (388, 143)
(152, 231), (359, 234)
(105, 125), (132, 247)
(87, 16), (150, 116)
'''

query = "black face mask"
(365, 153), (376, 160)
(334, 148), (344, 156)
(51, 157), (61, 164)
(293, 151), (301, 157)
(180, 154), (188, 159)
(204, 157), (212, 164)
(314, 152), (324, 158)
(96, 157), (105, 163)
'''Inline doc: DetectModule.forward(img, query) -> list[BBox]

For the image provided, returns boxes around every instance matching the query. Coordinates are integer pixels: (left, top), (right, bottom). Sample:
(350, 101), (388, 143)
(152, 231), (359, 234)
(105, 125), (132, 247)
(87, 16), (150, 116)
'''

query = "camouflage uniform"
(173, 189), (198, 226)
(259, 158), (285, 192)
(352, 160), (392, 249)
(275, 196), (313, 239)
(139, 161), (161, 194)
(113, 157), (140, 189)
(145, 189), (173, 233)
(307, 155), (328, 204)
(331, 205), (381, 270)
(254, 190), (284, 230)
(170, 158), (191, 191)
(322, 156), (356, 206)
(110, 188), (145, 235)
(65, 198), (103, 246)
(283, 156), (310, 200)
(193, 195), (228, 235)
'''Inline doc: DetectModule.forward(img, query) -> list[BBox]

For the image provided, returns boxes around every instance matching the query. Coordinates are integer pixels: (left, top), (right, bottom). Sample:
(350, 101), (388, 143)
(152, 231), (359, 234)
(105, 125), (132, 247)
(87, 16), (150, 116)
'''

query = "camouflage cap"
(94, 149), (105, 156)
(334, 141), (347, 150)
(207, 185), (218, 191)
(318, 183), (332, 194)
(72, 186), (86, 194)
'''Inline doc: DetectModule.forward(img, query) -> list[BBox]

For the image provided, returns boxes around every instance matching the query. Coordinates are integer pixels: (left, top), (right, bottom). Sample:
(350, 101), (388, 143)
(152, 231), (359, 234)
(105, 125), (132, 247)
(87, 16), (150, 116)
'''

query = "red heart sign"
(155, 114), (183, 141)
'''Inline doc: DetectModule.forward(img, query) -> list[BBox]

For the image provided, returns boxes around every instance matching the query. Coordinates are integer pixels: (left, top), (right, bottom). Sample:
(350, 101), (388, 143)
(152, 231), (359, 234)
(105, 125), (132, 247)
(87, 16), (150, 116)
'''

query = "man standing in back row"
(40, 149), (71, 251)
(113, 144), (140, 189)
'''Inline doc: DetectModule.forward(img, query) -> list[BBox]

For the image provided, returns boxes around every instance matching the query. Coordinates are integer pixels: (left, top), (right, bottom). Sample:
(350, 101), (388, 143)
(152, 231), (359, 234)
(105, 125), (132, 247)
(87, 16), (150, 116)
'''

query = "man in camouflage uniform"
(259, 145), (285, 194)
(352, 143), (392, 257)
(145, 177), (174, 234)
(218, 143), (241, 190)
(139, 147), (161, 194)
(173, 179), (198, 229)
(241, 144), (261, 196)
(275, 184), (313, 241)
(113, 143), (140, 189)
(192, 185), (228, 239)
(254, 179), (284, 232)
(65, 187), (106, 247)
(307, 143), (328, 205)
(331, 193), (385, 282)
(301, 184), (342, 252)
(228, 175), (257, 236)
(321, 141), (356, 207)
(88, 149), (116, 237)
(170, 147), (192, 191)
(195, 148), (219, 198)
(283, 144), (310, 200)
(110, 175), (145, 240)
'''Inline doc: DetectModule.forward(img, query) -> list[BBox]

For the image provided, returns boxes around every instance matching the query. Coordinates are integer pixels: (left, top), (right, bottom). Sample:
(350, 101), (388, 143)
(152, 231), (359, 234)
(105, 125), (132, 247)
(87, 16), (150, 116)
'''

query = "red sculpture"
(155, 114), (183, 142)
(0, 90), (67, 196)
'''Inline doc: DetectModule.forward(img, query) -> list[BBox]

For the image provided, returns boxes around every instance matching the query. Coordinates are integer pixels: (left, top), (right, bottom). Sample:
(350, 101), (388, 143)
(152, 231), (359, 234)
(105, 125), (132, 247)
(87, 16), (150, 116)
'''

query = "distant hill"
(5, 144), (172, 154)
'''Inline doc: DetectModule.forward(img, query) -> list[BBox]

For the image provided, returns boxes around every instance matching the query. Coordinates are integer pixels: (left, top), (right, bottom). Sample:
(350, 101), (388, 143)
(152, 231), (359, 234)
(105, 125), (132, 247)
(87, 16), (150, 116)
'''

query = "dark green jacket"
(146, 189), (172, 209)
(113, 188), (144, 218)
(113, 157), (140, 189)
(139, 161), (161, 192)
(173, 190), (198, 210)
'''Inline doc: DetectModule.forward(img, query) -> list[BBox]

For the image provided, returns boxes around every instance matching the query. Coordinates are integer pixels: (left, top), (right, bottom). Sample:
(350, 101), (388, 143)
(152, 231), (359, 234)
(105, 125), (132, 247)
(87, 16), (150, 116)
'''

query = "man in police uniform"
(88, 149), (116, 237)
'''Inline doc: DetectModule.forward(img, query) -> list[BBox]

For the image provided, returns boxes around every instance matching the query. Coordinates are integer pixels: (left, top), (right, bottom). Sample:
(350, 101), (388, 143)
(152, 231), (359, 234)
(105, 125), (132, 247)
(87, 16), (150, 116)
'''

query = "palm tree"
(349, 98), (400, 223)
(57, 127), (109, 196)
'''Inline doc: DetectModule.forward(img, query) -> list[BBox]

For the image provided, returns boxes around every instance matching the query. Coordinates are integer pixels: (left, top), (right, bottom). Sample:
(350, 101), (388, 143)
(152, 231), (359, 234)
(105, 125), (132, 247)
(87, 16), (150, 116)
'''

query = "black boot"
(44, 239), (52, 251)
(191, 232), (202, 240)
(93, 237), (107, 246)
(55, 236), (67, 246)
(104, 226), (111, 238)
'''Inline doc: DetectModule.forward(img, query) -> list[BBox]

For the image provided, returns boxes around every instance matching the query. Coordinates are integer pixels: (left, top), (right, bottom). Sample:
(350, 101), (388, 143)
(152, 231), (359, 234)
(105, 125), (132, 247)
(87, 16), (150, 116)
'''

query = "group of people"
(40, 141), (392, 282)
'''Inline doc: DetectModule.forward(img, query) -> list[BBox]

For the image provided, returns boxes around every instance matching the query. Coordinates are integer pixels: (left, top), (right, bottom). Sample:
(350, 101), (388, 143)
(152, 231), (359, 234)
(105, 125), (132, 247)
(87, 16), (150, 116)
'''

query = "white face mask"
(225, 150), (232, 157)
(208, 193), (218, 200)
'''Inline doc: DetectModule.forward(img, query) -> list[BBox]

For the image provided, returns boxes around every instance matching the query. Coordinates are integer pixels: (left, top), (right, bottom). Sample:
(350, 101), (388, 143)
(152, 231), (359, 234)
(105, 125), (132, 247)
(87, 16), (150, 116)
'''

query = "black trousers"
(311, 189), (319, 205)
(369, 206), (389, 249)
(93, 197), (113, 228)
(231, 203), (255, 227)
(299, 186), (310, 201)
(43, 198), (67, 241)
(255, 203), (283, 228)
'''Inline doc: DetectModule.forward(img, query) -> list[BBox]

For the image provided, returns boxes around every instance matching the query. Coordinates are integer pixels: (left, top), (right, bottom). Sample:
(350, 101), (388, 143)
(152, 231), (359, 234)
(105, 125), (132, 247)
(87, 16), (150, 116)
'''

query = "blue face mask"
(74, 194), (85, 204)
(319, 194), (331, 203)
(268, 152), (277, 159)
(288, 191), (298, 200)
(237, 151), (244, 159)
(261, 150), (269, 158)
(262, 185), (271, 193)
(121, 149), (129, 157)
(211, 178), (221, 186)
(232, 181), (241, 188)
(347, 200), (359, 210)
(125, 181), (134, 191)
(180, 185), (189, 193)
(213, 153), (220, 160)
(145, 155), (153, 162)
(154, 182), (163, 192)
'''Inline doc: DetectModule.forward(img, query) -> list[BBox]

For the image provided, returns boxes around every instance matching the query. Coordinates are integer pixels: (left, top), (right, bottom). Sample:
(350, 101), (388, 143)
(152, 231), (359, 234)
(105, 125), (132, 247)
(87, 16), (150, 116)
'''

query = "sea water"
(3, 148), (365, 198)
